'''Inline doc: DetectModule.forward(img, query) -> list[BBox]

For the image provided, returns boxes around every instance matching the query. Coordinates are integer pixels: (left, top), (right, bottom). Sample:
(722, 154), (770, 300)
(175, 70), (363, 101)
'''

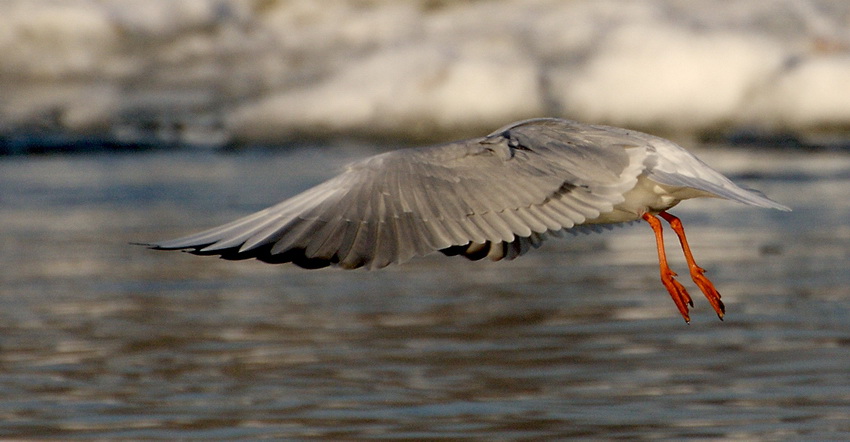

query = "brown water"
(1, 144), (848, 439)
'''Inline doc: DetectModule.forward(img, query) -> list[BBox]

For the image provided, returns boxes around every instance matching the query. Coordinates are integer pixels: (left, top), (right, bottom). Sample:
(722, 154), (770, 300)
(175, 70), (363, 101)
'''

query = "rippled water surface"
(1, 144), (848, 439)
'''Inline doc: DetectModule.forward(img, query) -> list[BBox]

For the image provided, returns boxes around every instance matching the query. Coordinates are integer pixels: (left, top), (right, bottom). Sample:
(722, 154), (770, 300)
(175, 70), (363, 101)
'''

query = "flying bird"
(147, 118), (790, 322)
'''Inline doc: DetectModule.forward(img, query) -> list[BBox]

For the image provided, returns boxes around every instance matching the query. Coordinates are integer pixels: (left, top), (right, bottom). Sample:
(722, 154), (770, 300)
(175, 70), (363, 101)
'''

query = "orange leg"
(658, 211), (725, 320)
(642, 212), (693, 323)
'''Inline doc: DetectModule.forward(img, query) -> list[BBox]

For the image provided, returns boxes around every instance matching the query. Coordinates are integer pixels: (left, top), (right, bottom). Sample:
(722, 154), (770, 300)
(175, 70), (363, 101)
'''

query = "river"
(0, 143), (848, 438)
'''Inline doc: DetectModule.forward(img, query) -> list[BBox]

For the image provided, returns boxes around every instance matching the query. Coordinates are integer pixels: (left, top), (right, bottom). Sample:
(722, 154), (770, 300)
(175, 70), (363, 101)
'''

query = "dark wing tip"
(131, 241), (192, 251)
(440, 242), (495, 261)
(143, 239), (341, 270)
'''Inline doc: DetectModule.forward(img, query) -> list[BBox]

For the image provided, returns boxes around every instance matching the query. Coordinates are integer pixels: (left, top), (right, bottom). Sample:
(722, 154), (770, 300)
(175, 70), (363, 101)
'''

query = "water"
(1, 144), (848, 439)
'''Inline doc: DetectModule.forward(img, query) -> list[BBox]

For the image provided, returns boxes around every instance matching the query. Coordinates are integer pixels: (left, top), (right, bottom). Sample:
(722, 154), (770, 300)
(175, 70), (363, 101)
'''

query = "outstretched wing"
(150, 118), (649, 269)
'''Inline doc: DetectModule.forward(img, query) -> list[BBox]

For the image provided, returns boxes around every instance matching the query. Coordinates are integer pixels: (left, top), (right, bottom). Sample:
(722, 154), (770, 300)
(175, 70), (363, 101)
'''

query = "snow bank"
(549, 24), (787, 130)
(229, 43), (543, 141)
(1, 0), (849, 147)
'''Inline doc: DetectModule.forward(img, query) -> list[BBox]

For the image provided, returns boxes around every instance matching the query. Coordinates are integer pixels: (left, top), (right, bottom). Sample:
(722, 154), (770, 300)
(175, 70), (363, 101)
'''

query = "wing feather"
(497, 208), (533, 238)
(150, 118), (648, 268)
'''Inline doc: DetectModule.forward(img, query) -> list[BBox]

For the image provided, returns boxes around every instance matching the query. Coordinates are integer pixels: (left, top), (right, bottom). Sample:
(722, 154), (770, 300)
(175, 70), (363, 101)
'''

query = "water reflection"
(0, 146), (848, 438)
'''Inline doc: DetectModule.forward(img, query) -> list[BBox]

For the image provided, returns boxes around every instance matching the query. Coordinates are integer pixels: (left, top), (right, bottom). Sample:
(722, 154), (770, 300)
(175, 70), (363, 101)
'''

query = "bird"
(146, 118), (790, 323)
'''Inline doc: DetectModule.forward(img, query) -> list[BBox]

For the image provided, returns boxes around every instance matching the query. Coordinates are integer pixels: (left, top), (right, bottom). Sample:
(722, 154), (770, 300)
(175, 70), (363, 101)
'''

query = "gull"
(147, 118), (790, 322)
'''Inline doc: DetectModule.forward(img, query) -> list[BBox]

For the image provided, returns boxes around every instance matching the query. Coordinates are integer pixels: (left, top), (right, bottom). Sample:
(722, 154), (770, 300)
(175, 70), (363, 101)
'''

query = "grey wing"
(151, 119), (649, 269)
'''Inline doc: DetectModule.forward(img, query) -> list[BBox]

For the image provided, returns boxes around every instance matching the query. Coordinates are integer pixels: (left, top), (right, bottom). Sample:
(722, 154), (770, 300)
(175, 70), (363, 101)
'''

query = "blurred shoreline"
(2, 0), (850, 152)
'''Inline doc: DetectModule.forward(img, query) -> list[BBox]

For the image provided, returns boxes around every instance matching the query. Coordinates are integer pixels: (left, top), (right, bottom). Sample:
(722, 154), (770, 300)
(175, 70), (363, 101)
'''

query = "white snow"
(549, 24), (787, 130)
(1, 0), (849, 146)
(744, 54), (850, 130)
(229, 44), (543, 140)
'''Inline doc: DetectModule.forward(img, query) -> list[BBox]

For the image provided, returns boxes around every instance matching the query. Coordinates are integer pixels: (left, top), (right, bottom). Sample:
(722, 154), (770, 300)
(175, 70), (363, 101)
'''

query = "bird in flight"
(147, 118), (789, 323)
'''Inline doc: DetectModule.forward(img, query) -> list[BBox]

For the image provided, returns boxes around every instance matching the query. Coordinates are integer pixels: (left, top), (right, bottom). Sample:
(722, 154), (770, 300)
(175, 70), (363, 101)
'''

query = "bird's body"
(149, 118), (789, 322)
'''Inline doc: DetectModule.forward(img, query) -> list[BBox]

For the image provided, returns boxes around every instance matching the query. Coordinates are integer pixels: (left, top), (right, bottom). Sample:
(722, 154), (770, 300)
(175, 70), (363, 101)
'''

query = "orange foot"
(642, 212), (694, 323)
(688, 265), (725, 320)
(660, 267), (694, 323)
(658, 211), (725, 320)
